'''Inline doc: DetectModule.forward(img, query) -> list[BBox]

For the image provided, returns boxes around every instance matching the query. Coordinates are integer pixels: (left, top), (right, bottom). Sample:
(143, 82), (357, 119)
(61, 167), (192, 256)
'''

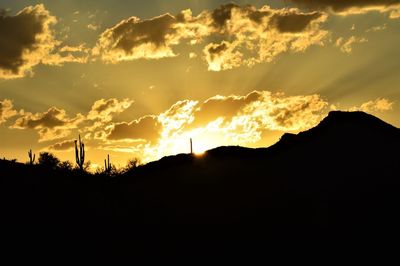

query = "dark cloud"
(203, 41), (243, 71)
(207, 42), (228, 55)
(14, 107), (70, 129)
(10, 98), (133, 142)
(86, 98), (133, 123)
(248, 9), (271, 23)
(211, 3), (238, 28)
(108, 116), (162, 143)
(271, 11), (323, 33)
(113, 14), (175, 51)
(289, 0), (400, 13)
(94, 13), (178, 61)
(48, 139), (75, 151)
(95, 4), (329, 69)
(0, 4), (57, 79)
(12, 107), (82, 142)
(190, 91), (261, 128)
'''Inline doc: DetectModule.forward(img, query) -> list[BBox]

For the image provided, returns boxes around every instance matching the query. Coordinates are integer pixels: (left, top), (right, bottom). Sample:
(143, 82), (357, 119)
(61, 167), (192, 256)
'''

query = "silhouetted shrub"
(58, 161), (74, 171)
(121, 158), (141, 174)
(38, 152), (60, 169)
(83, 161), (92, 172)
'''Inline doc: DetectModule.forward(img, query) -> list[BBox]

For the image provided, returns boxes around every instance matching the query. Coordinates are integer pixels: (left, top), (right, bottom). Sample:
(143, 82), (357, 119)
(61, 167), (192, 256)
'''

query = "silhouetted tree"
(122, 158), (141, 174)
(83, 161), (91, 172)
(127, 158), (140, 169)
(38, 152), (60, 169)
(58, 161), (74, 171)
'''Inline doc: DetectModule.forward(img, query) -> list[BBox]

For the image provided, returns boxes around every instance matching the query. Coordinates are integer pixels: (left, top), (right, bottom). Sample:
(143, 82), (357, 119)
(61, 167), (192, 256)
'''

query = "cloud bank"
(0, 4), (91, 80)
(0, 4), (57, 79)
(12, 107), (83, 142)
(289, 0), (400, 17)
(11, 98), (132, 142)
(2, 2), (397, 75)
(5, 92), (394, 162)
(101, 91), (329, 161)
(94, 4), (329, 71)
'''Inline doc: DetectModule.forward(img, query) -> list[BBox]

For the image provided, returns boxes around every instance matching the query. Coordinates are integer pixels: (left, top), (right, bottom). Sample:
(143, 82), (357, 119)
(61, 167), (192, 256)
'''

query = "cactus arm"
(74, 140), (79, 165)
(28, 149), (36, 165)
(74, 135), (85, 170)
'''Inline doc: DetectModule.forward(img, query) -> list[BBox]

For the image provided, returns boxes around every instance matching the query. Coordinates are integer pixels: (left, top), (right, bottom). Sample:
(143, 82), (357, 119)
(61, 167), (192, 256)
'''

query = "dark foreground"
(1, 111), (400, 260)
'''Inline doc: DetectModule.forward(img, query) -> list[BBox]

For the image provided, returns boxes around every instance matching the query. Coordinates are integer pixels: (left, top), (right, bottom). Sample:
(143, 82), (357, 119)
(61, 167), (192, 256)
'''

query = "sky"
(0, 0), (399, 170)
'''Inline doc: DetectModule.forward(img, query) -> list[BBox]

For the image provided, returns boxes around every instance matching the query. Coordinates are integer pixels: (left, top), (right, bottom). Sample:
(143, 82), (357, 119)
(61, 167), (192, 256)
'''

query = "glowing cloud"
(93, 13), (178, 62)
(0, 4), (90, 79)
(11, 98), (133, 142)
(289, 0), (400, 18)
(204, 41), (243, 71)
(0, 4), (57, 79)
(48, 139), (76, 151)
(94, 4), (329, 70)
(335, 36), (368, 54)
(354, 98), (394, 113)
(12, 107), (84, 142)
(0, 99), (18, 124)
(108, 115), (162, 143)
(86, 98), (133, 123)
(361, 98), (394, 112)
(101, 91), (329, 162)
(8, 93), (394, 164)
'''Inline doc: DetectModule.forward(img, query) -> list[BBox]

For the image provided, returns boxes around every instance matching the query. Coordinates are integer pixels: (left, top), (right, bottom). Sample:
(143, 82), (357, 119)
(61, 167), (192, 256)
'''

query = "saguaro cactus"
(28, 149), (35, 165)
(75, 134), (85, 170)
(190, 138), (193, 154)
(104, 154), (112, 173)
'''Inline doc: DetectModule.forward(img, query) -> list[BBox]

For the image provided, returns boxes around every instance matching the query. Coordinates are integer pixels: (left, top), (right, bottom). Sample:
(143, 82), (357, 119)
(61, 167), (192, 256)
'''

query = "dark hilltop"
(1, 111), (400, 259)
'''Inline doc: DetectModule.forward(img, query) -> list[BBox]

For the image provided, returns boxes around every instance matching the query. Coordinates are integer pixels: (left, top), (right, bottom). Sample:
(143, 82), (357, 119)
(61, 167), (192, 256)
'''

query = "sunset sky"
(0, 0), (399, 169)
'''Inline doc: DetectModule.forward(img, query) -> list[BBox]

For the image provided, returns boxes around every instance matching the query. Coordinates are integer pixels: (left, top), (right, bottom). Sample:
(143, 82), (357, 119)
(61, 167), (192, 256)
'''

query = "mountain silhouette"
(1, 111), (400, 259)
(2, 111), (400, 225)
(117, 111), (400, 226)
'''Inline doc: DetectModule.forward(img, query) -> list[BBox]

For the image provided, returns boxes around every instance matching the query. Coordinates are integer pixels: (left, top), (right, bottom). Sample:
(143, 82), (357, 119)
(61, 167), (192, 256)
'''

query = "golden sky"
(0, 0), (399, 169)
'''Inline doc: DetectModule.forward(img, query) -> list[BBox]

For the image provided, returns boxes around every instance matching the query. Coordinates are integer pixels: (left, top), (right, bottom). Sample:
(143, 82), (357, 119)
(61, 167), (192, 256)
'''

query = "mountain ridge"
(142, 110), (399, 166)
(1, 110), (400, 229)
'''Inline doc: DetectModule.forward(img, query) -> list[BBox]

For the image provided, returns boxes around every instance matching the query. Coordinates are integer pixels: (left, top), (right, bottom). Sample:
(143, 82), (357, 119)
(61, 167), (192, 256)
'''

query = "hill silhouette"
(1, 111), (400, 259)
(2, 110), (400, 226)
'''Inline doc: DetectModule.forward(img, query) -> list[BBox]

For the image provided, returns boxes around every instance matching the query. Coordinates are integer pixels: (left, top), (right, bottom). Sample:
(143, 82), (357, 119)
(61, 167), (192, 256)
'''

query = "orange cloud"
(204, 41), (243, 71)
(93, 4), (328, 70)
(48, 139), (76, 151)
(349, 98), (394, 113)
(11, 98), (133, 142)
(86, 98), (133, 123)
(11, 107), (83, 142)
(99, 91), (329, 162)
(0, 99), (18, 124)
(14, 93), (394, 164)
(335, 36), (368, 54)
(108, 115), (162, 143)
(43, 44), (90, 65)
(0, 4), (90, 79)
(289, 0), (400, 17)
(93, 13), (178, 62)
(203, 5), (328, 70)
(0, 4), (57, 79)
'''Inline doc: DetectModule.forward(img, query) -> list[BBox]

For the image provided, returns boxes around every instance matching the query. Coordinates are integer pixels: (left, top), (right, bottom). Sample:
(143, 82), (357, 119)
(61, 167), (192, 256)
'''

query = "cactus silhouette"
(104, 154), (112, 173)
(74, 135), (85, 171)
(28, 149), (35, 165)
(190, 138), (193, 154)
